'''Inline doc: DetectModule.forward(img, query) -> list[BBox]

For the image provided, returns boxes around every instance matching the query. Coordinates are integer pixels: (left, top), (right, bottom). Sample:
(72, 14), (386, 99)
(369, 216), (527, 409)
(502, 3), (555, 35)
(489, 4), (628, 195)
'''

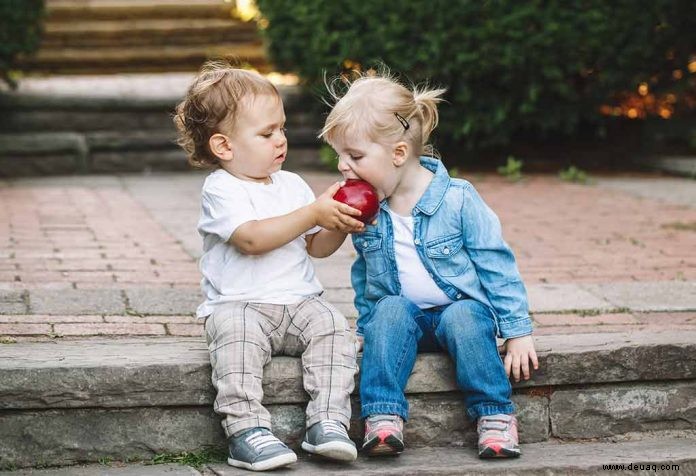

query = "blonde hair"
(173, 60), (280, 169)
(320, 70), (446, 158)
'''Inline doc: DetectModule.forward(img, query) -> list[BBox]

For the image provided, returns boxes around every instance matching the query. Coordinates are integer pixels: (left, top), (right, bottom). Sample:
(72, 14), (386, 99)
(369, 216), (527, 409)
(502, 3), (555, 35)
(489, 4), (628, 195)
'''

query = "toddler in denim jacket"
(320, 70), (538, 459)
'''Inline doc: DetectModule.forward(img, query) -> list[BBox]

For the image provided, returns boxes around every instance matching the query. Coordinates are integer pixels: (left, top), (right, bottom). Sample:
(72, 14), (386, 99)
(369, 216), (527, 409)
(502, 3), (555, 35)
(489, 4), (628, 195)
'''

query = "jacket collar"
(379, 156), (450, 216)
(415, 156), (450, 215)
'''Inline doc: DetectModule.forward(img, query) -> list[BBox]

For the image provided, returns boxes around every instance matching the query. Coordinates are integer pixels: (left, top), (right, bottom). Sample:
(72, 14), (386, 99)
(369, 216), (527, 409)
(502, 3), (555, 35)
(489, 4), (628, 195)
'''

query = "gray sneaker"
(301, 419), (357, 462)
(228, 427), (297, 471)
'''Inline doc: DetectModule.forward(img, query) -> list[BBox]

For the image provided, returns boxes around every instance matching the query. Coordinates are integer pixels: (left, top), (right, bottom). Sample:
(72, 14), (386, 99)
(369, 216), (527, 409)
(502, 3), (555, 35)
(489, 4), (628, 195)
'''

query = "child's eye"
(281, 127), (287, 134)
(262, 132), (273, 138)
(350, 154), (363, 161)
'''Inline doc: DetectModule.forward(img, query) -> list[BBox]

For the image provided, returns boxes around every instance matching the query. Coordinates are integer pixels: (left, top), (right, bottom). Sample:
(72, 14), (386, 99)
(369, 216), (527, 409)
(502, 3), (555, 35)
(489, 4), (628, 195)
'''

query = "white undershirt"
(389, 210), (454, 309)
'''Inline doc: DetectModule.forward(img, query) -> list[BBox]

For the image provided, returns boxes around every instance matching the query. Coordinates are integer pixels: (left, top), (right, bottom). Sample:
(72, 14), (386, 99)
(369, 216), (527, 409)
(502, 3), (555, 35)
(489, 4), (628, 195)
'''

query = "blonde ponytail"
(412, 86), (447, 156)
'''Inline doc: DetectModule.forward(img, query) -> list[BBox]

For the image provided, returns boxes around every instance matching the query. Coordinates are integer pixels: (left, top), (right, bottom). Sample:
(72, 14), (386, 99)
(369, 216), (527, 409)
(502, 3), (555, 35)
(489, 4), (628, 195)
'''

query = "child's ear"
(209, 133), (234, 162)
(392, 141), (409, 167)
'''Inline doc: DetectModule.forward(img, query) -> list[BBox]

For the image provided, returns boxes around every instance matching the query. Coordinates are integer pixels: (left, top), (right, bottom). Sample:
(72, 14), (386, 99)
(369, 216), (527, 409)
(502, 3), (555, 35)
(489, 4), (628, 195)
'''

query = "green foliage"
(255, 0), (696, 153)
(150, 448), (227, 469)
(497, 156), (523, 181)
(319, 143), (339, 170)
(559, 165), (589, 184)
(0, 0), (45, 88)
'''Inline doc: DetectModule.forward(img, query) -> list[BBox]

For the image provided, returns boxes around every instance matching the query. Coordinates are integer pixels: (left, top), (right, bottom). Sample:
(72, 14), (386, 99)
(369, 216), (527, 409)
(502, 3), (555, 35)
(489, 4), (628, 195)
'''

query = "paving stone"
(125, 288), (199, 315)
(551, 381), (696, 439)
(0, 291), (26, 314)
(526, 283), (613, 313)
(583, 281), (696, 312)
(29, 289), (125, 315)
(0, 464), (200, 476)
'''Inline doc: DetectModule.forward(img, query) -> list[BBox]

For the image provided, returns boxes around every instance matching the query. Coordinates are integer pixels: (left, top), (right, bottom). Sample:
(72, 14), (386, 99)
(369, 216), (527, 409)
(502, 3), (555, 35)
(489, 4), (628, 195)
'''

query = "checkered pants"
(204, 295), (358, 437)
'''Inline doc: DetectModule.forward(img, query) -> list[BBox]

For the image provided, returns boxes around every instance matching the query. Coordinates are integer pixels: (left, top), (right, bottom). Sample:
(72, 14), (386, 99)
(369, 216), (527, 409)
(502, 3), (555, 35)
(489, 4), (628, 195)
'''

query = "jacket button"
(456, 293), (462, 299)
(363, 242), (369, 248)
(414, 238), (421, 245)
(443, 247), (450, 255)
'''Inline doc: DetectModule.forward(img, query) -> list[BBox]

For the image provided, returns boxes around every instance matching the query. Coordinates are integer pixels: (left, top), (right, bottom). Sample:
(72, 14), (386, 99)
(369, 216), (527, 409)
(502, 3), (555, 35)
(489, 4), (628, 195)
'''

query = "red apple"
(333, 179), (379, 224)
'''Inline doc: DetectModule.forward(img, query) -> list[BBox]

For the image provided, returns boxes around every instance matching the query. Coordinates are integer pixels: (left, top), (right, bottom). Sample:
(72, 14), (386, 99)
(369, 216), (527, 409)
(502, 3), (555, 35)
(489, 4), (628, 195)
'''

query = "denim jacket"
(350, 156), (532, 339)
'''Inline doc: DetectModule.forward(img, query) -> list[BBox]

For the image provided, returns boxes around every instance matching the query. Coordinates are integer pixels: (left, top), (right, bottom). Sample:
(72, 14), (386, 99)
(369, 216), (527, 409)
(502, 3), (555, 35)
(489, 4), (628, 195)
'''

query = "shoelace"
(478, 415), (515, 442)
(246, 430), (283, 451)
(320, 420), (349, 438)
(367, 416), (402, 433)
(479, 415), (512, 432)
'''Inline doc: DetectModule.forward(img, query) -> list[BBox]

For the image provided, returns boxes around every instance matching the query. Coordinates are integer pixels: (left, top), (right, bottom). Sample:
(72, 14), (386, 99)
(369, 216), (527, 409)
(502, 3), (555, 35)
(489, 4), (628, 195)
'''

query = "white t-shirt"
(389, 210), (454, 309)
(196, 169), (323, 317)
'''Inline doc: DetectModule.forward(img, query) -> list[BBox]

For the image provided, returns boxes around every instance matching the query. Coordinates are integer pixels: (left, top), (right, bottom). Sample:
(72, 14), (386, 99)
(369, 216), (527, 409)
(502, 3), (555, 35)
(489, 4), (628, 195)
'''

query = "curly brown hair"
(173, 61), (280, 169)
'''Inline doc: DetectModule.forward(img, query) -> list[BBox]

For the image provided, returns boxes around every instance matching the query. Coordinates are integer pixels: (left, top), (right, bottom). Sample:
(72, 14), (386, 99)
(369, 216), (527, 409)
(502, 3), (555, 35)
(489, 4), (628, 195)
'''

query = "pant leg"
(360, 295), (423, 421)
(205, 302), (281, 437)
(284, 295), (358, 429)
(433, 300), (515, 420)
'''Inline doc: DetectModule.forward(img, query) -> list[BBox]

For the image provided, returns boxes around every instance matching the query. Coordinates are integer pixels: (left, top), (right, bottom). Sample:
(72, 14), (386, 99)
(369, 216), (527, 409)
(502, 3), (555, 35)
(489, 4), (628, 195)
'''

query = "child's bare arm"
(306, 229), (349, 258)
(501, 335), (538, 382)
(230, 182), (363, 255)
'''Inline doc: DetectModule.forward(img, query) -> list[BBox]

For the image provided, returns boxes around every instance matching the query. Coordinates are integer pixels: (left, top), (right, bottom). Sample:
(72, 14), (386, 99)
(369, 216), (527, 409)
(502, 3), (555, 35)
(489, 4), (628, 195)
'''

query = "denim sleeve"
(461, 183), (533, 339)
(350, 241), (370, 337)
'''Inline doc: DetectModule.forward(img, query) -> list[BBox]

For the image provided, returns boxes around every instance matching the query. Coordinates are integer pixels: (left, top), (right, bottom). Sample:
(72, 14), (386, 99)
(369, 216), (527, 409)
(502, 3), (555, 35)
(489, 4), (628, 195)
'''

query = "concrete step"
(17, 43), (268, 75)
(46, 0), (235, 22)
(0, 330), (695, 468)
(41, 18), (258, 48)
(0, 82), (324, 175)
(1, 437), (695, 475)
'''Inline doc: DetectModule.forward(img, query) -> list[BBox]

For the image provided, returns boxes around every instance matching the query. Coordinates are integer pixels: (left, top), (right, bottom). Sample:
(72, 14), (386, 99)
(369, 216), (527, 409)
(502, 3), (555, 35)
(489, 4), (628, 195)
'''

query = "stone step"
(41, 18), (258, 48)
(17, 42), (268, 75)
(0, 82), (323, 175)
(46, 0), (234, 22)
(0, 330), (694, 468)
(1, 437), (695, 475)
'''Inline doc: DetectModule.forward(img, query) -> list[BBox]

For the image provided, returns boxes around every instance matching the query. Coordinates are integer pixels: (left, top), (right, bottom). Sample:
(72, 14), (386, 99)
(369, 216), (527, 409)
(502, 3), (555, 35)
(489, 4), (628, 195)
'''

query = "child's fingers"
(503, 352), (513, 377)
(531, 349), (539, 370)
(336, 214), (364, 233)
(521, 356), (530, 380)
(338, 203), (362, 217)
(511, 354), (521, 382)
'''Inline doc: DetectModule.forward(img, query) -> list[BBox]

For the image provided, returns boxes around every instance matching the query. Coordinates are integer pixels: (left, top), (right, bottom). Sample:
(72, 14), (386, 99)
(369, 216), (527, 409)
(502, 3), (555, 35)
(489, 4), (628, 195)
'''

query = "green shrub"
(0, 0), (45, 88)
(559, 165), (589, 184)
(255, 0), (695, 153)
(497, 156), (523, 181)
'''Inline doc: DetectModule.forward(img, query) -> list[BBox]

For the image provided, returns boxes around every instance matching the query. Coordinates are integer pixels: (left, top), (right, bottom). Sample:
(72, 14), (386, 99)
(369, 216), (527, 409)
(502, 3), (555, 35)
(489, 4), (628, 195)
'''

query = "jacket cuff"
(497, 316), (533, 339)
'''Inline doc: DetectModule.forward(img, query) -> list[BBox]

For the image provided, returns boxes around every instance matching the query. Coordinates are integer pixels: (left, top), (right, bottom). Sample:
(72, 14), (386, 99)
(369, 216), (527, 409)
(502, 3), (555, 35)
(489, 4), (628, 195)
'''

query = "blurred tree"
(255, 0), (695, 154)
(0, 0), (45, 88)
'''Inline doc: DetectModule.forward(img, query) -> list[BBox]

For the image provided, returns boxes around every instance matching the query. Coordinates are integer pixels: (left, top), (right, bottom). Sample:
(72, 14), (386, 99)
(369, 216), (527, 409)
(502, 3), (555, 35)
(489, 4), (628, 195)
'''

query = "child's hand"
(313, 182), (365, 234)
(500, 335), (538, 383)
(356, 335), (364, 352)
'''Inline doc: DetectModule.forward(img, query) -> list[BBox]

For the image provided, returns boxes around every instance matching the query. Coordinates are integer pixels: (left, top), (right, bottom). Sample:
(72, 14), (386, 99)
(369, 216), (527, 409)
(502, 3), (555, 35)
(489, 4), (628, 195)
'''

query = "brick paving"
(0, 171), (694, 341)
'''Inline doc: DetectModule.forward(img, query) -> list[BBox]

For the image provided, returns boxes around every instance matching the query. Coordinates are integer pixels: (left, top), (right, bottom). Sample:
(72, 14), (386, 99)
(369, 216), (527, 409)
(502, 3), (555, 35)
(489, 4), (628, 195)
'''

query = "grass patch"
(662, 221), (696, 232)
(150, 447), (227, 469)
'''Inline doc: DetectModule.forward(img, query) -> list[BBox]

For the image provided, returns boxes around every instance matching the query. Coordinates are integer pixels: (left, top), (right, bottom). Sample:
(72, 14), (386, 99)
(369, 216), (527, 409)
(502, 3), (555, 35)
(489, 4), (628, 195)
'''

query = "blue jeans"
(360, 295), (515, 421)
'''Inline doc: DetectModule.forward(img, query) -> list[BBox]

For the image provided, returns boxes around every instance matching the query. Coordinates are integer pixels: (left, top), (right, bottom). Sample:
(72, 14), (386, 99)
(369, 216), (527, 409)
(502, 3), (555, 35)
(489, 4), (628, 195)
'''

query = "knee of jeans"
(437, 301), (495, 341)
(365, 295), (418, 332)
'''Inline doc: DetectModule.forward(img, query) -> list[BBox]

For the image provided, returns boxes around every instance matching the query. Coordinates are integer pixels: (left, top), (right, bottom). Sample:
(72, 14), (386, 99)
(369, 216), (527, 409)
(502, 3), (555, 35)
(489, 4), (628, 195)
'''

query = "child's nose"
(337, 157), (350, 173)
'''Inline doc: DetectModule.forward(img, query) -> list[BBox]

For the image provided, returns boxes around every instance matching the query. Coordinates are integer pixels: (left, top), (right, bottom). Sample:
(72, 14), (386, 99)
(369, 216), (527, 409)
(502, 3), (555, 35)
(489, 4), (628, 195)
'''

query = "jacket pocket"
(425, 233), (470, 277)
(356, 233), (388, 277)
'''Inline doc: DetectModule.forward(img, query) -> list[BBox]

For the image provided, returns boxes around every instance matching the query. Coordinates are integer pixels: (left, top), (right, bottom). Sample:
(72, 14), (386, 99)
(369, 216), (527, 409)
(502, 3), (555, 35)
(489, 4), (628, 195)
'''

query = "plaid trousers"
(205, 295), (358, 437)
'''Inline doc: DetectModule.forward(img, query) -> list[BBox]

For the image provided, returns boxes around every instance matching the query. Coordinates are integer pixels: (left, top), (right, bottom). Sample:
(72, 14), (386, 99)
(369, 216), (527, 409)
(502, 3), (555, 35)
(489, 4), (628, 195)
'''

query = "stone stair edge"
(1, 330), (695, 410)
(0, 435), (695, 475)
(47, 1), (237, 22)
(0, 84), (309, 110)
